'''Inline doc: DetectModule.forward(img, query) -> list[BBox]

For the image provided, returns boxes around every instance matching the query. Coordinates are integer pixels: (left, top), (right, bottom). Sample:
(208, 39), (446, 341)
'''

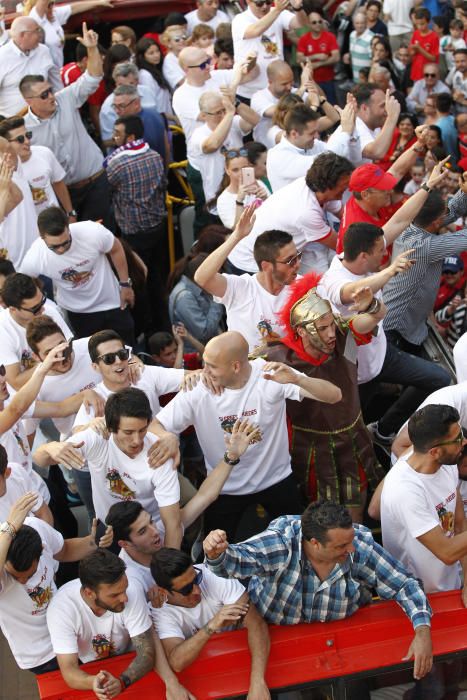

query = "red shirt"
(337, 196), (387, 254)
(409, 30), (439, 81)
(60, 61), (107, 106)
(297, 30), (339, 82)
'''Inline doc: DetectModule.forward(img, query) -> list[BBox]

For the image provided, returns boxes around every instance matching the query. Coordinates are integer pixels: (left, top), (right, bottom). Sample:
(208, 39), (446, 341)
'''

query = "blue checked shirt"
(206, 517), (432, 629)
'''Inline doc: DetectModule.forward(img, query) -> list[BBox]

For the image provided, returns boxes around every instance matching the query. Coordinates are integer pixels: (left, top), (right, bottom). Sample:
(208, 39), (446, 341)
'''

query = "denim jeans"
(359, 341), (451, 436)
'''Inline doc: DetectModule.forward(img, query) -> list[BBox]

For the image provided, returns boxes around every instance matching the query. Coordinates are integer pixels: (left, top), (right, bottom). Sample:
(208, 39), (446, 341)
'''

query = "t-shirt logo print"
(92, 634), (115, 658)
(60, 268), (93, 288)
(220, 415), (263, 444)
(257, 319), (280, 342)
(27, 584), (53, 611)
(106, 468), (136, 500)
(436, 504), (454, 536)
(261, 34), (278, 55)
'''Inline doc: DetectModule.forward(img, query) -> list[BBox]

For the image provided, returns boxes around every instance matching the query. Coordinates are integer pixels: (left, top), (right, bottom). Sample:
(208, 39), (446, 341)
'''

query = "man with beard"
(263, 273), (385, 523)
(381, 404), (467, 600)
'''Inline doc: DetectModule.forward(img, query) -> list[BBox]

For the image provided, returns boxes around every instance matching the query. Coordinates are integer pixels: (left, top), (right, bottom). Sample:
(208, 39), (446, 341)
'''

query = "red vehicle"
(36, 590), (467, 700)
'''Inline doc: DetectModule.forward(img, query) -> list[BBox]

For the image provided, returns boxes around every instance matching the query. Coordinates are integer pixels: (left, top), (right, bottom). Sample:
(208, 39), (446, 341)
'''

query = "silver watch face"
(0, 522), (10, 533)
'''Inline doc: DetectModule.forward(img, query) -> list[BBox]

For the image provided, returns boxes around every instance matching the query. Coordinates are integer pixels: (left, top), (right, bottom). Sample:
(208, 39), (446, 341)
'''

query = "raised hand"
(233, 203), (257, 239)
(77, 21), (99, 49)
(349, 286), (374, 313)
(7, 492), (39, 531)
(262, 361), (298, 385)
(224, 419), (262, 459)
(203, 529), (229, 559)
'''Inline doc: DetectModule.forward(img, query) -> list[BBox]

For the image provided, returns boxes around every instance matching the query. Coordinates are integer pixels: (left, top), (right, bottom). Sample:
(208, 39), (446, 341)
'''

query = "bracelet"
(320, 97), (327, 105)
(119, 674), (131, 691)
(0, 521), (17, 539)
(360, 297), (381, 315)
(421, 183), (432, 193)
(413, 146), (426, 154)
(235, 200), (244, 206)
(224, 451), (240, 466)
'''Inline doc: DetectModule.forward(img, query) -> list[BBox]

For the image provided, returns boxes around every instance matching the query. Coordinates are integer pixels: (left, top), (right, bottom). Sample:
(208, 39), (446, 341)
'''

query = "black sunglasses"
(20, 293), (46, 315)
(424, 73), (437, 77)
(253, 0), (273, 5)
(275, 251), (303, 267)
(171, 567), (203, 596)
(8, 131), (32, 144)
(96, 348), (130, 365)
(46, 235), (72, 252)
(31, 87), (54, 100)
(187, 58), (211, 70)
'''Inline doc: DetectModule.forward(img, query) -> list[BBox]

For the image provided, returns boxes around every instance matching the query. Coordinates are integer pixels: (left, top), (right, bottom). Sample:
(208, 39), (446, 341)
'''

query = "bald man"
(250, 60), (294, 146)
(152, 331), (342, 541)
(0, 16), (61, 116)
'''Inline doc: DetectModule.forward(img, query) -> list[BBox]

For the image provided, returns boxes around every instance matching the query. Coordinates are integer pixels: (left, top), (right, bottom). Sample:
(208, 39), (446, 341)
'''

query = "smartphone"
(241, 167), (255, 187)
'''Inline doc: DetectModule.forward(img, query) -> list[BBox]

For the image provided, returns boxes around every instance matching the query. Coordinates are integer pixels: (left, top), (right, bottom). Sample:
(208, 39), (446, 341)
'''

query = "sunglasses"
(8, 131), (32, 144)
(275, 251), (303, 267)
(31, 87), (54, 100)
(171, 567), (203, 596)
(96, 348), (130, 365)
(424, 73), (437, 77)
(20, 293), (46, 315)
(431, 427), (466, 448)
(311, 20), (323, 24)
(46, 235), (72, 252)
(253, 0), (273, 6)
(187, 58), (211, 70)
(172, 35), (187, 42)
(222, 147), (249, 158)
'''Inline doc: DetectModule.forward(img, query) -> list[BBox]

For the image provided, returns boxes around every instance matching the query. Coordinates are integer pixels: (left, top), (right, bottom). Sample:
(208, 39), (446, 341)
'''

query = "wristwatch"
(119, 278), (133, 288)
(67, 209), (77, 217)
(421, 183), (432, 193)
(224, 451), (240, 466)
(119, 673), (131, 691)
(0, 521), (16, 539)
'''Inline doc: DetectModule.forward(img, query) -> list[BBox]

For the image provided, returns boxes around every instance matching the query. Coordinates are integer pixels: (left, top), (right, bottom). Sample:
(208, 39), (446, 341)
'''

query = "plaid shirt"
(106, 147), (167, 235)
(206, 517), (432, 628)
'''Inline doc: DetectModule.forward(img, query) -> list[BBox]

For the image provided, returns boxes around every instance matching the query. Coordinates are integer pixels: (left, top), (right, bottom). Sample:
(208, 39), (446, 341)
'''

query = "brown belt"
(69, 169), (104, 189)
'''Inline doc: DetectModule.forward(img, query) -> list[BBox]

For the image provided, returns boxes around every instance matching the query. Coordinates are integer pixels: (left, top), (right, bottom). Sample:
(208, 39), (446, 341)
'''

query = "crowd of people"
(2, 0), (467, 696)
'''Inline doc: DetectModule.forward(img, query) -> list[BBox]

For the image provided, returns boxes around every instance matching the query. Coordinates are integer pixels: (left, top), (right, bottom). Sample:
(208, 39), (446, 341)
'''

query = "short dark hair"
(408, 404), (460, 452)
(0, 259), (15, 279)
(106, 501), (144, 542)
(105, 387), (152, 433)
(245, 141), (267, 165)
(164, 12), (187, 28)
(253, 230), (293, 267)
(397, 112), (418, 129)
(414, 7), (431, 20)
(26, 315), (64, 354)
(305, 152), (354, 193)
(284, 104), (319, 134)
(454, 48), (467, 56)
(413, 189), (446, 228)
(301, 500), (353, 544)
(150, 547), (192, 589)
(115, 115), (144, 140)
(19, 74), (45, 97)
(213, 37), (233, 58)
(351, 83), (381, 108)
(343, 223), (384, 261)
(88, 330), (124, 362)
(79, 548), (126, 590)
(2, 273), (37, 308)
(75, 42), (88, 62)
(148, 331), (175, 356)
(435, 93), (452, 113)
(0, 445), (8, 476)
(6, 525), (42, 571)
(37, 206), (69, 237)
(0, 117), (25, 139)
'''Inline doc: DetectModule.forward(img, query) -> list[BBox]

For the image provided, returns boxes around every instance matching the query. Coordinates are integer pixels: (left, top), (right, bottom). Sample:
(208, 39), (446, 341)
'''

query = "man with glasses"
(232, 0), (306, 103)
(195, 207), (303, 352)
(20, 206), (135, 345)
(21, 23), (112, 226)
(296, 4), (340, 104)
(0, 273), (71, 390)
(0, 16), (61, 117)
(406, 63), (449, 115)
(0, 116), (74, 219)
(150, 547), (270, 697)
(381, 404), (467, 598)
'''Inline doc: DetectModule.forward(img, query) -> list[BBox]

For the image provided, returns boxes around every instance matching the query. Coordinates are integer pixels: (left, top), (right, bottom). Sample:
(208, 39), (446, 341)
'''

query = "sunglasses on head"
(8, 131), (32, 144)
(187, 58), (211, 70)
(96, 348), (130, 365)
(171, 567), (203, 596)
(222, 147), (249, 158)
(20, 293), (46, 316)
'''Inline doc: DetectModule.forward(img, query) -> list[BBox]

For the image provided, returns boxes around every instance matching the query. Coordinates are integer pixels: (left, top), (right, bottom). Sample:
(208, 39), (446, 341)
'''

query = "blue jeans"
(359, 341), (451, 436)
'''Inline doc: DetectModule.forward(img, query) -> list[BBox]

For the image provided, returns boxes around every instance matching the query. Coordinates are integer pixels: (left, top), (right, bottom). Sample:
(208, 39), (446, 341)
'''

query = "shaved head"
(179, 47), (207, 70)
(199, 90), (222, 112)
(207, 332), (249, 362)
(203, 332), (250, 388)
(11, 17), (39, 35)
(267, 60), (293, 81)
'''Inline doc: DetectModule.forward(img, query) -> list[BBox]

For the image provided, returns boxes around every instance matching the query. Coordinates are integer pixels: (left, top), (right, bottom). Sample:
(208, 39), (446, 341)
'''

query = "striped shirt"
(349, 28), (374, 82)
(383, 190), (467, 346)
(436, 303), (467, 349)
(206, 516), (432, 628)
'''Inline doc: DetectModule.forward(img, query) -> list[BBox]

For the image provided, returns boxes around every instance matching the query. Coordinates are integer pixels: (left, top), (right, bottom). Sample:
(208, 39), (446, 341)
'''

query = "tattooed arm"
(121, 627), (155, 687)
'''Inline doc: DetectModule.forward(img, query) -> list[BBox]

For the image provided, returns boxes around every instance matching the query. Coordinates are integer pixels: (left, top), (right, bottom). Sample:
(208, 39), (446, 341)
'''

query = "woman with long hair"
(377, 113), (418, 170)
(215, 148), (269, 229)
(135, 37), (173, 117)
(111, 25), (137, 56)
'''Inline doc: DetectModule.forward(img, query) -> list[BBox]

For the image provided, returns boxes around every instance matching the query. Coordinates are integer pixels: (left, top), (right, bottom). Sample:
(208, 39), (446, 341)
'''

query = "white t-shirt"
(0, 164), (39, 268)
(0, 302), (70, 371)
(454, 332), (467, 382)
(0, 517), (63, 669)
(266, 137), (328, 192)
(185, 8), (229, 35)
(66, 429), (179, 525)
(47, 577), (151, 663)
(1, 416), (50, 504)
(162, 51), (186, 91)
(188, 117), (247, 203)
(172, 70), (233, 142)
(228, 176), (339, 274)
(318, 255), (387, 383)
(36, 337), (100, 438)
(138, 68), (172, 115)
(355, 116), (380, 165)
(383, 0), (414, 35)
(29, 4), (71, 68)
(151, 564), (245, 638)
(20, 145), (66, 214)
(381, 457), (461, 593)
(120, 549), (155, 593)
(20, 222), (121, 313)
(157, 358), (302, 495)
(232, 8), (294, 98)
(460, 479), (467, 517)
(0, 462), (44, 521)
(213, 273), (293, 351)
(250, 87), (278, 146)
(73, 366), (185, 428)
(216, 180), (268, 229)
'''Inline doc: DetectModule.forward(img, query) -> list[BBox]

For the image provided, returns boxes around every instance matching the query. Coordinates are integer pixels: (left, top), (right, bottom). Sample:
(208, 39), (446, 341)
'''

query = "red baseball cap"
(349, 164), (397, 192)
